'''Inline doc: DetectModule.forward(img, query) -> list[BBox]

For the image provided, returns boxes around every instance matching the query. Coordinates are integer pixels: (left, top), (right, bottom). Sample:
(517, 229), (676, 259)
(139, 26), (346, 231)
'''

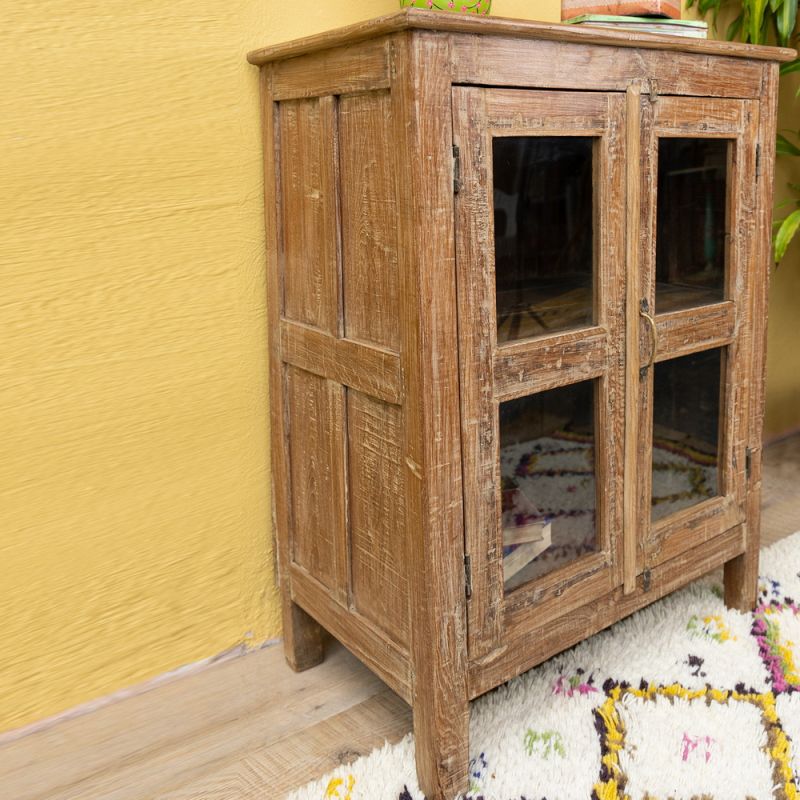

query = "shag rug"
(289, 532), (800, 800)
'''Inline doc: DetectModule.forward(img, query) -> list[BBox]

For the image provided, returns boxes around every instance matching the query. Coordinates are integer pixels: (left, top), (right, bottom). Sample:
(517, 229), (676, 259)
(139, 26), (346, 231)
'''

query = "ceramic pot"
(400, 0), (491, 14)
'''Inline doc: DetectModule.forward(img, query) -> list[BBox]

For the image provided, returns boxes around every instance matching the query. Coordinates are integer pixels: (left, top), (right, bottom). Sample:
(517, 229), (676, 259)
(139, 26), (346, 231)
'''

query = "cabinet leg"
(282, 599), (324, 672)
(724, 548), (759, 612)
(412, 693), (469, 800)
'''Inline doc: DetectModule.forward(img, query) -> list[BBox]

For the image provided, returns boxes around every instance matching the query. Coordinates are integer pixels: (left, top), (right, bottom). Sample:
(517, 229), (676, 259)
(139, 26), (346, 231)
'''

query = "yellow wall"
(765, 72), (800, 439)
(2, 0), (797, 735)
(1, 0), (561, 737)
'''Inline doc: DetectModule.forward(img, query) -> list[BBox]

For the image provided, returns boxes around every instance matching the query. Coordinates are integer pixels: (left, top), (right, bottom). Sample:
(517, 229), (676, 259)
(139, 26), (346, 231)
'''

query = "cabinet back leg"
(283, 598), (325, 672)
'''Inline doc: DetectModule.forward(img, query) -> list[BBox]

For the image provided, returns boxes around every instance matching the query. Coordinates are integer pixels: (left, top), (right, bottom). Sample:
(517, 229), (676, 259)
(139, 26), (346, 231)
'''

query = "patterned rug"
(289, 532), (800, 800)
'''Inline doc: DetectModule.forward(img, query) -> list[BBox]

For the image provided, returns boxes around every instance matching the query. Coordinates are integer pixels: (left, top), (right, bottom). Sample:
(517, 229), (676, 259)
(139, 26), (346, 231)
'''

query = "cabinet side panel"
(286, 366), (347, 599)
(348, 391), (409, 646)
(279, 97), (338, 334)
(339, 91), (401, 352)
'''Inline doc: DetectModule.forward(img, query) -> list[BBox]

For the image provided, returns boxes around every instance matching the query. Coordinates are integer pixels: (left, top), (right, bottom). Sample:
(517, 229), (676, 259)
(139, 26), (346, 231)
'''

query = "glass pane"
(494, 137), (594, 343)
(499, 381), (597, 593)
(652, 349), (722, 522)
(656, 138), (729, 313)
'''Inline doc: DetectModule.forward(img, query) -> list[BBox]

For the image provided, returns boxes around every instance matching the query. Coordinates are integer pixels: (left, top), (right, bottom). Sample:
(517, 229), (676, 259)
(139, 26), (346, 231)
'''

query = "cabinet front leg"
(282, 598), (325, 672)
(412, 685), (469, 800)
(724, 548), (759, 612)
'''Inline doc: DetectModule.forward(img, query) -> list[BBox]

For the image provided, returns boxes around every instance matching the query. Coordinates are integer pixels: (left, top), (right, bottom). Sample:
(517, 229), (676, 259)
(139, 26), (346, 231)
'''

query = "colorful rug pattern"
(290, 533), (800, 800)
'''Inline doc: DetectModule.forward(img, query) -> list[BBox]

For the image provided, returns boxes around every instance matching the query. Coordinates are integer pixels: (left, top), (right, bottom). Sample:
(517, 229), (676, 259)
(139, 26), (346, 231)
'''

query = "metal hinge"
(453, 144), (462, 195)
(642, 568), (652, 592)
(756, 144), (761, 179)
(746, 446), (753, 480)
(464, 553), (472, 599)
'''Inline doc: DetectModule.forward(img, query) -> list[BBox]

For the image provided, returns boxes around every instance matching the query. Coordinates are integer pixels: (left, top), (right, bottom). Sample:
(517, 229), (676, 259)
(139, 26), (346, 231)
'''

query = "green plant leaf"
(778, 0), (798, 44)
(774, 208), (800, 262)
(781, 58), (800, 75)
(777, 133), (800, 156)
(727, 12), (744, 39)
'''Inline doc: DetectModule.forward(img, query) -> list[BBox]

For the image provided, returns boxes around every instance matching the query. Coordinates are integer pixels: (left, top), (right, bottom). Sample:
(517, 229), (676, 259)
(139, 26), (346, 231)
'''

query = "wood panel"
(725, 64), (778, 610)
(290, 565), (411, 703)
(452, 85), (501, 660)
(246, 9), (795, 65)
(470, 523), (746, 698)
(272, 36), (391, 100)
(279, 96), (339, 334)
(339, 91), (401, 352)
(347, 391), (408, 647)
(654, 302), (735, 361)
(494, 327), (609, 401)
(652, 97), (746, 135)
(262, 69), (325, 671)
(649, 496), (742, 568)
(638, 96), (754, 574)
(285, 367), (347, 602)
(391, 30), (470, 800)
(452, 36), (766, 99)
(485, 88), (610, 129)
(454, 86), (626, 659)
(280, 321), (402, 405)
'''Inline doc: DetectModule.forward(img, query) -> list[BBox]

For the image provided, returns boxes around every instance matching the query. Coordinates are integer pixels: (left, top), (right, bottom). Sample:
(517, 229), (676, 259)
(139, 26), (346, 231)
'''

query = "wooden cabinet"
(248, 12), (793, 798)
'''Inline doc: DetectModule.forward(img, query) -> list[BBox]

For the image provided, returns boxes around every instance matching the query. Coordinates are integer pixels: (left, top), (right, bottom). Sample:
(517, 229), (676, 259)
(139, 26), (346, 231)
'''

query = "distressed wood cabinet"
(248, 12), (793, 798)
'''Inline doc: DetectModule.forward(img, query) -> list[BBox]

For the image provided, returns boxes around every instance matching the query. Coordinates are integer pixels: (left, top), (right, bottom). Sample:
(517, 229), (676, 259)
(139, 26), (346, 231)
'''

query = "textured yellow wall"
(765, 71), (800, 440)
(2, 0), (287, 734)
(0, 0), (561, 737)
(2, 0), (797, 735)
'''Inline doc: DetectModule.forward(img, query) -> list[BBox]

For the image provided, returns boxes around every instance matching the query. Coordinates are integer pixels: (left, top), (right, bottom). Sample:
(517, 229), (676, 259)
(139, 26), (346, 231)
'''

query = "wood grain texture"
(157, 690), (412, 800)
(471, 524), (746, 698)
(348, 391), (409, 647)
(0, 643), (385, 800)
(290, 565), (411, 703)
(654, 302), (736, 361)
(280, 321), (403, 405)
(286, 367), (348, 602)
(623, 81), (648, 593)
(451, 37), (767, 99)
(339, 90), (401, 352)
(494, 327), (609, 401)
(262, 69), (325, 673)
(640, 95), (752, 578)
(391, 31), (470, 800)
(279, 96), (339, 334)
(726, 64), (779, 611)
(246, 9), (795, 65)
(272, 36), (391, 101)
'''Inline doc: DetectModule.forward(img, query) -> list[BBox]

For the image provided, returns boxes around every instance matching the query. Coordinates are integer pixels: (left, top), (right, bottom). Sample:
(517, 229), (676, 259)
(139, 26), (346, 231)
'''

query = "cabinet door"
(453, 88), (626, 660)
(626, 94), (758, 586)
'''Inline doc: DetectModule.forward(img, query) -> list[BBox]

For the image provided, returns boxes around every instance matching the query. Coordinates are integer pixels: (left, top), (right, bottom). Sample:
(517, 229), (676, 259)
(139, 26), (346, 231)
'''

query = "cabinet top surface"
(247, 8), (795, 66)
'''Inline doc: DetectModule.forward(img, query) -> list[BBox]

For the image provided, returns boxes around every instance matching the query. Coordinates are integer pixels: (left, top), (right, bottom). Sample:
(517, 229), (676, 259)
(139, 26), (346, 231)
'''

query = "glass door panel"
(499, 380), (597, 592)
(632, 95), (754, 577)
(453, 87), (625, 657)
(655, 138), (730, 312)
(494, 136), (595, 342)
(651, 348), (722, 522)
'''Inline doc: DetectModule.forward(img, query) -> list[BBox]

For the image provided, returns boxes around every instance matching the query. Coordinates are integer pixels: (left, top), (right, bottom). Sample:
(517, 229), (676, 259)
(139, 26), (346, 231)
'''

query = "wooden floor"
(2, 434), (799, 800)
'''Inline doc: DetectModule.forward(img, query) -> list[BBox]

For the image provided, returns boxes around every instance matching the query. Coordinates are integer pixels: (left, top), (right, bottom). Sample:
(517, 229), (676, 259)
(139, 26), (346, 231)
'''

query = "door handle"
(639, 299), (658, 374)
